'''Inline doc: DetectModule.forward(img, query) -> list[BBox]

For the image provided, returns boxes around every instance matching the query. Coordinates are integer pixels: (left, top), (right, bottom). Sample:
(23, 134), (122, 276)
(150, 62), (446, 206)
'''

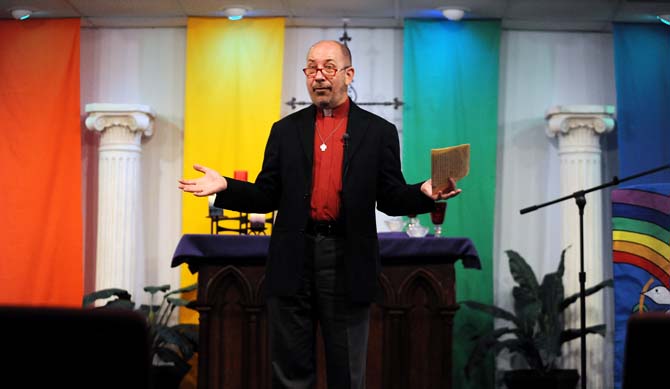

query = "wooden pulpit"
(172, 233), (480, 389)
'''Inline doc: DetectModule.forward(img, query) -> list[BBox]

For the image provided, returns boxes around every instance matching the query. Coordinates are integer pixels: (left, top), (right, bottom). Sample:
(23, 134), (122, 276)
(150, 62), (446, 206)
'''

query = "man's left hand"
(421, 178), (462, 201)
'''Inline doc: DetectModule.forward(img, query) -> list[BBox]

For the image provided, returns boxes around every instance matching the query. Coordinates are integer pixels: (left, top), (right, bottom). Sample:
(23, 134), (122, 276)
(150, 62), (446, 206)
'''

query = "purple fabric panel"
(612, 189), (670, 215)
(172, 233), (480, 271)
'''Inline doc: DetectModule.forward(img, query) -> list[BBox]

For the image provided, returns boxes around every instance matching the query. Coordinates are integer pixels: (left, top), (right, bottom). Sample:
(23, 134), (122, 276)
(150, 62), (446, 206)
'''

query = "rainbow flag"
(612, 184), (670, 389)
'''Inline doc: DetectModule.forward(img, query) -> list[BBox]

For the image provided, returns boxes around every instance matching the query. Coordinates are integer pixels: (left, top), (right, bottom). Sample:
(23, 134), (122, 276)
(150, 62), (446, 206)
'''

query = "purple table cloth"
(172, 233), (480, 273)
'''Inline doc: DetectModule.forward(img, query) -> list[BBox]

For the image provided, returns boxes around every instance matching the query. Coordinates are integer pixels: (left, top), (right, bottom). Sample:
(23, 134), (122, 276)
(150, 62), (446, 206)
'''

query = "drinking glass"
(431, 202), (447, 237)
(407, 214), (419, 229)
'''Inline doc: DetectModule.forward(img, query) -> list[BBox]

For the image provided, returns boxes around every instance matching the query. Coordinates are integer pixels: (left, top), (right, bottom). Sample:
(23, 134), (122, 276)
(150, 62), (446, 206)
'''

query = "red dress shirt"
(310, 99), (350, 221)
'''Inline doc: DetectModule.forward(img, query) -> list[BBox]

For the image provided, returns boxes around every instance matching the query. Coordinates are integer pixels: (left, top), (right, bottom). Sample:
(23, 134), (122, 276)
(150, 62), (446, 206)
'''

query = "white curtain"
(80, 27), (186, 303)
(496, 29), (617, 386)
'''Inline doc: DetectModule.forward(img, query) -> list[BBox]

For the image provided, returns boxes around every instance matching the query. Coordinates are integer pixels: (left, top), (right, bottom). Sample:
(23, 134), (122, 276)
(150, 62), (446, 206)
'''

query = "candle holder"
(209, 210), (249, 235)
(249, 213), (267, 235)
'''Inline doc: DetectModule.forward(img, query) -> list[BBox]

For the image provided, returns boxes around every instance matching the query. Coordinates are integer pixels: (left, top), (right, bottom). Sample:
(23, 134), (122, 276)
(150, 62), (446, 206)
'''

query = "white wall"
(79, 28), (619, 384)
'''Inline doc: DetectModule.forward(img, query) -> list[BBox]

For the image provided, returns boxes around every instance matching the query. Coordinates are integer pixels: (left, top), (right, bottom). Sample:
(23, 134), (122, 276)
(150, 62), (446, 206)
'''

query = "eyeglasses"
(302, 65), (350, 78)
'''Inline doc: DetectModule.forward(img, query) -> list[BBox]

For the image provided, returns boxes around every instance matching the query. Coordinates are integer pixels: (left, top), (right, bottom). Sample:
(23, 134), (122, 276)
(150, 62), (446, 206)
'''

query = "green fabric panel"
(403, 19), (501, 389)
(613, 217), (670, 243)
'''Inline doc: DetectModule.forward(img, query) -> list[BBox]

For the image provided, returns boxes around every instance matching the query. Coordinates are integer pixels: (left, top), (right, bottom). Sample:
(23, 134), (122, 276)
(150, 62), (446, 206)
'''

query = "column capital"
(545, 105), (616, 138)
(85, 103), (156, 137)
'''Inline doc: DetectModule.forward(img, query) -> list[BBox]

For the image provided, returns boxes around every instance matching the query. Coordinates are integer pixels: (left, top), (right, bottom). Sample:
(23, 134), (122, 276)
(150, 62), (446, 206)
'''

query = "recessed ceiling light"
(222, 7), (248, 21)
(438, 6), (469, 21)
(10, 8), (32, 20)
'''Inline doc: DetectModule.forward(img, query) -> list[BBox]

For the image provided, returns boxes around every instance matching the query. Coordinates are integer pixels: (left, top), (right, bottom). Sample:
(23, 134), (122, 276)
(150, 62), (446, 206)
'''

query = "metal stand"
(520, 163), (670, 389)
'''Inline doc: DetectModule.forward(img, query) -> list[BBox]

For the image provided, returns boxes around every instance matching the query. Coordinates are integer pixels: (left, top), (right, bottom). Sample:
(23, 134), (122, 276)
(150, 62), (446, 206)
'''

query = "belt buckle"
(316, 222), (329, 235)
(309, 220), (339, 236)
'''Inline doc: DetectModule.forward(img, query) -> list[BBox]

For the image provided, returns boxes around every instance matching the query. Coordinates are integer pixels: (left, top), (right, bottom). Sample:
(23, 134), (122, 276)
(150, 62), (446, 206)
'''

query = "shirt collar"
(319, 98), (350, 119)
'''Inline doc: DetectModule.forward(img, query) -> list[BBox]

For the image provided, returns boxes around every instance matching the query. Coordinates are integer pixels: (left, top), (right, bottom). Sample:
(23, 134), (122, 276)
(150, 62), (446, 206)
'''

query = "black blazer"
(215, 100), (434, 302)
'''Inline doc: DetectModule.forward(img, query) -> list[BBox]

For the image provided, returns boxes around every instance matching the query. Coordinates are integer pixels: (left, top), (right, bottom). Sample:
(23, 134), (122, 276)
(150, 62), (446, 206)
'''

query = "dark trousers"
(267, 233), (371, 389)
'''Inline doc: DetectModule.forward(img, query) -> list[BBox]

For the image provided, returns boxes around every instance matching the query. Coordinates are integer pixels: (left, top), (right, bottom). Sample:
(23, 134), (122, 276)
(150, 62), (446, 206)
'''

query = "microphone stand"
(520, 163), (670, 389)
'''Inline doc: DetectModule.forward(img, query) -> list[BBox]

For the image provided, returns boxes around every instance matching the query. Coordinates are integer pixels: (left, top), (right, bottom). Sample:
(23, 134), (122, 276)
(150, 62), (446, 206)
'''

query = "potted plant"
(461, 248), (612, 389)
(83, 283), (198, 389)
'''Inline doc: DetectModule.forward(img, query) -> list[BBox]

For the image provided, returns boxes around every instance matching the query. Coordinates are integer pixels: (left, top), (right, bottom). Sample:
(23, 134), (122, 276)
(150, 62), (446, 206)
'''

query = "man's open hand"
(178, 164), (227, 197)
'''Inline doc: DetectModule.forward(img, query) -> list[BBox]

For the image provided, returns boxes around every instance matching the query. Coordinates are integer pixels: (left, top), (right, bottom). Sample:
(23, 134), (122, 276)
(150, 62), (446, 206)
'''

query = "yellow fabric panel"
(181, 17), (285, 322)
(613, 230), (670, 259)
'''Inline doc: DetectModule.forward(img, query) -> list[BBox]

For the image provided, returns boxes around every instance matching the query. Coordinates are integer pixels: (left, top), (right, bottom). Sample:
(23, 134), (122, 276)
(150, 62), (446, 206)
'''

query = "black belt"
(305, 219), (345, 236)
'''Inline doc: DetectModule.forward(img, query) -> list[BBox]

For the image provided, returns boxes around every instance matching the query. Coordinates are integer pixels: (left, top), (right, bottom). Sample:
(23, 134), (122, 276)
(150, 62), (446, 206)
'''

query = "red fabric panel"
(0, 19), (82, 306)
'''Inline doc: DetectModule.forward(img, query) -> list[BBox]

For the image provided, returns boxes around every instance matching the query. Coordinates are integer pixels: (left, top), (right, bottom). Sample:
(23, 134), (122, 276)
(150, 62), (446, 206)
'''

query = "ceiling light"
(658, 15), (670, 26)
(222, 7), (247, 21)
(439, 7), (469, 21)
(10, 8), (32, 20)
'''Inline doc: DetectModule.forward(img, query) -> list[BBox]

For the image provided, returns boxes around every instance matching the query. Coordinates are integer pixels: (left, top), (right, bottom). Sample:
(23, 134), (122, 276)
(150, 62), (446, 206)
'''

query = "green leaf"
(539, 272), (563, 311)
(155, 325), (196, 361)
(166, 297), (193, 307)
(144, 284), (171, 295)
(102, 299), (136, 310)
(154, 348), (192, 376)
(460, 300), (523, 327)
(175, 325), (199, 352)
(171, 324), (199, 358)
(507, 250), (539, 291)
(82, 288), (131, 307)
(493, 338), (545, 370)
(561, 279), (613, 311)
(138, 304), (161, 317)
(560, 324), (607, 344)
(512, 286), (541, 332)
(466, 334), (544, 374)
(556, 246), (569, 277)
(533, 252), (567, 365)
(465, 327), (518, 378)
(507, 250), (541, 328)
(165, 282), (198, 297)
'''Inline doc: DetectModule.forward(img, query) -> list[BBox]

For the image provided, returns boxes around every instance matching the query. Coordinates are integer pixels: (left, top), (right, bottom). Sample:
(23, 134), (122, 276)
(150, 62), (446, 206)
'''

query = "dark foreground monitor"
(0, 306), (150, 388)
(623, 312), (670, 389)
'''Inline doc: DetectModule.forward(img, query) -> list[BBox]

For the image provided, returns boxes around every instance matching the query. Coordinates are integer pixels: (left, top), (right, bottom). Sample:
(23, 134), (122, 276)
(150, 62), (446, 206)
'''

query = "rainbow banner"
(612, 184), (670, 389)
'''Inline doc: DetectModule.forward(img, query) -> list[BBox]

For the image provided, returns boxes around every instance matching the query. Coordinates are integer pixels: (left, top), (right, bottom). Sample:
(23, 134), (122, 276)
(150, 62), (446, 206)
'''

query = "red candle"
(234, 170), (248, 181)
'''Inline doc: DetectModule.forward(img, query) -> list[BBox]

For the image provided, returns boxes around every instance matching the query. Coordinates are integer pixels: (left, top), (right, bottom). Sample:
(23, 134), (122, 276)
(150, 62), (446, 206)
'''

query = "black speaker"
(0, 306), (150, 388)
(623, 312), (670, 389)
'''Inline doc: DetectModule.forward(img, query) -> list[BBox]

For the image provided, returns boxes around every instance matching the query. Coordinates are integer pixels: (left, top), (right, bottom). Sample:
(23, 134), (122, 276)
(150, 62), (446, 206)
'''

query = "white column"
(85, 103), (155, 301)
(546, 105), (615, 388)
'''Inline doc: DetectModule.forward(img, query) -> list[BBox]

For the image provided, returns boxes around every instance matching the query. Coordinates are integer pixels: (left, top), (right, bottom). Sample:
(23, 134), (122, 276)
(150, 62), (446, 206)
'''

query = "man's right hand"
(178, 164), (228, 197)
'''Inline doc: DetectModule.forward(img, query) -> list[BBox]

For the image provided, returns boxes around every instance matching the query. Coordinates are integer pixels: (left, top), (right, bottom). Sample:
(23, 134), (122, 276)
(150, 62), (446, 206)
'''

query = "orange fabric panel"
(0, 19), (82, 306)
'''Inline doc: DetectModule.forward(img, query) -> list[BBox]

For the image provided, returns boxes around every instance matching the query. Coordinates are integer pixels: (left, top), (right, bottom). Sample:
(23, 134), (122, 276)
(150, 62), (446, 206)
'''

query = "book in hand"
(431, 144), (470, 193)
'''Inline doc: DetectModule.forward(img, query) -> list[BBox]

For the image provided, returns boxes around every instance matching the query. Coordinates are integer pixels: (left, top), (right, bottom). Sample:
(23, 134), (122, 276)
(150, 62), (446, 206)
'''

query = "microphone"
(342, 132), (350, 148)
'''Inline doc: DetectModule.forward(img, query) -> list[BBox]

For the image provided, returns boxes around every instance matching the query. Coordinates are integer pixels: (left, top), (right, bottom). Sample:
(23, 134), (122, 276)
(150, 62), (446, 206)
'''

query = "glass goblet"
(407, 213), (419, 229)
(430, 202), (447, 237)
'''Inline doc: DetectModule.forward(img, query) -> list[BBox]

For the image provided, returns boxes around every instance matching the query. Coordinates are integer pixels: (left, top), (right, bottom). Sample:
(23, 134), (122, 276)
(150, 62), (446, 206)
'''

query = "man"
(179, 40), (461, 389)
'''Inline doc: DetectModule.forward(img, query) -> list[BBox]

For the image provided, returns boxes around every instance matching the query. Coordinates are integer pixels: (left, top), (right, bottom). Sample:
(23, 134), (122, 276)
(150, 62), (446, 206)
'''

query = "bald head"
(307, 40), (352, 66)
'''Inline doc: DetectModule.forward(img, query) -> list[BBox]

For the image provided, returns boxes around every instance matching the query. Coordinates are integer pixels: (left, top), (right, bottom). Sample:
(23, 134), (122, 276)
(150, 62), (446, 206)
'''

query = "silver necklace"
(315, 117), (346, 152)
